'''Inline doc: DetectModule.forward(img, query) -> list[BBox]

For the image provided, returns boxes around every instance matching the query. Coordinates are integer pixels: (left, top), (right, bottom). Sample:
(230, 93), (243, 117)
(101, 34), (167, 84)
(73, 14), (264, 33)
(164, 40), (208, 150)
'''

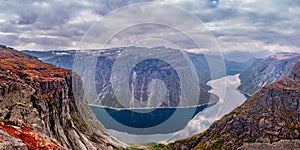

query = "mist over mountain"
(223, 50), (273, 63)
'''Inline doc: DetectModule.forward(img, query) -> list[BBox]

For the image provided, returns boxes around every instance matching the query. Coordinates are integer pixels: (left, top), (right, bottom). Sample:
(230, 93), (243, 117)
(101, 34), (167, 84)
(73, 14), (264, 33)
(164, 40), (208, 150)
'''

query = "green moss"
(195, 135), (223, 150)
(114, 147), (142, 150)
(212, 141), (224, 149)
(196, 139), (206, 149)
(209, 134), (221, 140)
(1, 119), (11, 124)
(195, 141), (224, 150)
(148, 144), (171, 150)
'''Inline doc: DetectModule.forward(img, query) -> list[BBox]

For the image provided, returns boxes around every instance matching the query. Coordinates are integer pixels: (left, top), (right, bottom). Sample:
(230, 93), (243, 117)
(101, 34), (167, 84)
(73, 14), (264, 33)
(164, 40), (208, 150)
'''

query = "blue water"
(90, 75), (248, 143)
(90, 102), (217, 135)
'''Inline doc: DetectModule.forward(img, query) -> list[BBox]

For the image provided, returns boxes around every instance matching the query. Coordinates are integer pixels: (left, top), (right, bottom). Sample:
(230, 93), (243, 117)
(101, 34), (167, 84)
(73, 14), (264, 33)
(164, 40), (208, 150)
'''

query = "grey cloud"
(106, 23), (199, 49)
(0, 34), (20, 46)
(18, 12), (38, 25)
(0, 0), (299, 51)
(191, 0), (300, 51)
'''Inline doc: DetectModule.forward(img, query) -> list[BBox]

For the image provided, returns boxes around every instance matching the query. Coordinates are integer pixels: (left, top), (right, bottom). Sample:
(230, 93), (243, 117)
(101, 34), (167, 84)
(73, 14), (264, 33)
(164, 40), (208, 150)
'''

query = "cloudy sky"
(0, 0), (299, 53)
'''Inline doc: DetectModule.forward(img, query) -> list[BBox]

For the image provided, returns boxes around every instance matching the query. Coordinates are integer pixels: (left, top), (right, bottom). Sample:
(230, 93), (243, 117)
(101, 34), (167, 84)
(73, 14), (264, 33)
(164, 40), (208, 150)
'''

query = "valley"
(1, 1), (299, 149)
(0, 45), (299, 149)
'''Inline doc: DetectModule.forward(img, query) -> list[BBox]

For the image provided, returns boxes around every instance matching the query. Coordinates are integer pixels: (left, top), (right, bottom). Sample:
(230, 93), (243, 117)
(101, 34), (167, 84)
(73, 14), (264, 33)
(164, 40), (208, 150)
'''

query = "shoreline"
(88, 99), (219, 110)
(238, 90), (252, 98)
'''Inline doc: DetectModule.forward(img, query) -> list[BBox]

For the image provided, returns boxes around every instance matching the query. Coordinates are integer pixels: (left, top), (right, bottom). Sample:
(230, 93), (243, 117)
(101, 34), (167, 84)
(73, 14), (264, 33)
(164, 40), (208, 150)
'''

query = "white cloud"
(68, 10), (102, 24)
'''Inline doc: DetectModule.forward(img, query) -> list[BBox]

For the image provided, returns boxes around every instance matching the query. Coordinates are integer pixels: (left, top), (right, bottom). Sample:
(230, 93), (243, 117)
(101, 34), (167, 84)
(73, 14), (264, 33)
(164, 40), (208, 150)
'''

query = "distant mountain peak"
(270, 52), (300, 60)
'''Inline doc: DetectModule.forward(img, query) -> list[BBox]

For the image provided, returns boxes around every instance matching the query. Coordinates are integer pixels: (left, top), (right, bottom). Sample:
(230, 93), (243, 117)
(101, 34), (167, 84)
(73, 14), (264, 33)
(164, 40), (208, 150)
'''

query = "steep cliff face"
(23, 48), (218, 108)
(159, 62), (300, 149)
(0, 46), (126, 149)
(238, 52), (300, 95)
(23, 47), (248, 108)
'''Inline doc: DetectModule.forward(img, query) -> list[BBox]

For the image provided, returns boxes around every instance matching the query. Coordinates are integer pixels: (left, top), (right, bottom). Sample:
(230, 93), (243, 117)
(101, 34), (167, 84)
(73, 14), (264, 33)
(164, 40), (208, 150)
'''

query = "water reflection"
(99, 74), (247, 143)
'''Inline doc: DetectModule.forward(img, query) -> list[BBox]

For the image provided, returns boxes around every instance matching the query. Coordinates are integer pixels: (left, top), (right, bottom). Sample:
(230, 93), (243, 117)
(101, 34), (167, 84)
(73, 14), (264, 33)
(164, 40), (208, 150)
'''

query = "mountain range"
(22, 47), (249, 108)
(1, 45), (300, 149)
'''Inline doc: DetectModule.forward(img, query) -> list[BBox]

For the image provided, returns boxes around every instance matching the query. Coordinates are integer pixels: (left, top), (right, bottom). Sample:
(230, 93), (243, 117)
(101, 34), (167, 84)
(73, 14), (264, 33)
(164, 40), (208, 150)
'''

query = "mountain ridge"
(238, 52), (300, 95)
(22, 47), (249, 108)
(153, 61), (300, 149)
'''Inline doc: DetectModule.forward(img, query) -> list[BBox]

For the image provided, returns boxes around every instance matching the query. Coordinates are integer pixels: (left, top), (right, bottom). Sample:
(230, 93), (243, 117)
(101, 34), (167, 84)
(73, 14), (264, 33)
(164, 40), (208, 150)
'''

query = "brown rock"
(0, 47), (127, 149)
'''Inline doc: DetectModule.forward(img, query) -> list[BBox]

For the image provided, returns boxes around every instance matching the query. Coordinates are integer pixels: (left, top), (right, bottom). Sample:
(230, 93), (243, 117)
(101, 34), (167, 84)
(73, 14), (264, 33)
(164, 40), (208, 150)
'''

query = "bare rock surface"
(0, 46), (127, 149)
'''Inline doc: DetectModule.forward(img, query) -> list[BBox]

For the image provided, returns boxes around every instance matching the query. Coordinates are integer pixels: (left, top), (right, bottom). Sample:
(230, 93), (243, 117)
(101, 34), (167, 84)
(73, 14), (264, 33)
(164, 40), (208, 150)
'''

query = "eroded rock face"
(23, 47), (249, 108)
(0, 46), (127, 149)
(238, 52), (300, 95)
(162, 62), (300, 149)
(239, 139), (300, 150)
(0, 126), (29, 150)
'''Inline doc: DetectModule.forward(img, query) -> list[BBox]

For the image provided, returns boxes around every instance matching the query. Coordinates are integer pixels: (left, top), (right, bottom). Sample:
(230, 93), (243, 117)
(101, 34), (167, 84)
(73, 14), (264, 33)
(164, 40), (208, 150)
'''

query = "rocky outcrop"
(238, 52), (300, 95)
(157, 62), (300, 149)
(239, 139), (300, 150)
(0, 46), (127, 149)
(0, 122), (64, 149)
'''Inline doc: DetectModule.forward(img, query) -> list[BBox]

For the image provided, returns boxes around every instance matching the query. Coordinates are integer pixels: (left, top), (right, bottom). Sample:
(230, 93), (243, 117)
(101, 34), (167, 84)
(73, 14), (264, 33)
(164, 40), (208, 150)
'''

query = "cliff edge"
(0, 45), (127, 149)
